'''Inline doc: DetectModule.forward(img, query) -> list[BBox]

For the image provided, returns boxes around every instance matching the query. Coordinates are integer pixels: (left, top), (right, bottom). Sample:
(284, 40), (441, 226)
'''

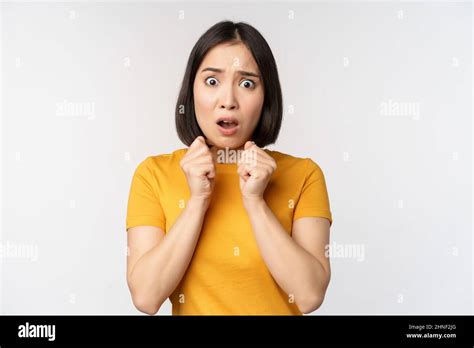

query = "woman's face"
(193, 41), (264, 150)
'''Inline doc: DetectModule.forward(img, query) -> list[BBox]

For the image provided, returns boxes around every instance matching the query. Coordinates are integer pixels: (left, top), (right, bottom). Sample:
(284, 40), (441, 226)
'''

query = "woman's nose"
(219, 84), (238, 110)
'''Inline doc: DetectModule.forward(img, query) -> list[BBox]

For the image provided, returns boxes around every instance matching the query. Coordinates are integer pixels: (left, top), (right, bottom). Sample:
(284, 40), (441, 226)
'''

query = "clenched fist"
(237, 141), (277, 201)
(180, 136), (216, 202)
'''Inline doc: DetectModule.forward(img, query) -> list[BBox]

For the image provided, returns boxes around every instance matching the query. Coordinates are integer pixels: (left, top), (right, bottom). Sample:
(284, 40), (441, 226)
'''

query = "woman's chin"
(209, 139), (242, 150)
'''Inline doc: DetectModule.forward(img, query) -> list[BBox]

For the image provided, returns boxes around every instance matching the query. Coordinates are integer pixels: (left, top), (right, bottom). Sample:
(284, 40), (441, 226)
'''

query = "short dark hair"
(175, 20), (283, 148)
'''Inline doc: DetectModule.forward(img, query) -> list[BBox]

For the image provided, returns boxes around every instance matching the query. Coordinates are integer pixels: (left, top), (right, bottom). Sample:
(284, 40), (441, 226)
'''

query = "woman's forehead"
(200, 42), (258, 71)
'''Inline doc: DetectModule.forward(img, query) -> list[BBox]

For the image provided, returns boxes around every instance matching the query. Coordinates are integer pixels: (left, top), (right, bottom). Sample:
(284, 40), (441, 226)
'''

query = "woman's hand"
(180, 136), (216, 202)
(237, 141), (277, 203)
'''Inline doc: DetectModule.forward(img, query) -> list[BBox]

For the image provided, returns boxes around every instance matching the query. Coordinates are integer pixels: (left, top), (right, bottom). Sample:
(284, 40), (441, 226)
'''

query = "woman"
(126, 20), (333, 315)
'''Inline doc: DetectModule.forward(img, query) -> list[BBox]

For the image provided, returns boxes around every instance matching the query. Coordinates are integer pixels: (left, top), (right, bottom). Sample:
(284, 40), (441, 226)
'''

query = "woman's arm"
(127, 136), (216, 315)
(243, 198), (331, 314)
(127, 196), (210, 315)
(236, 141), (330, 314)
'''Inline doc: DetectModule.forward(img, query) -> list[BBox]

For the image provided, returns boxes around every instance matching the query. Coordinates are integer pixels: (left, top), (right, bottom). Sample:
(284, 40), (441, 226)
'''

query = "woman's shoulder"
(134, 148), (188, 172)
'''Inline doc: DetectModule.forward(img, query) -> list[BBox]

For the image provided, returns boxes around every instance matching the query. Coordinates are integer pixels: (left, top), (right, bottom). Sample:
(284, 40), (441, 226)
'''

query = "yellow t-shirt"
(126, 148), (333, 315)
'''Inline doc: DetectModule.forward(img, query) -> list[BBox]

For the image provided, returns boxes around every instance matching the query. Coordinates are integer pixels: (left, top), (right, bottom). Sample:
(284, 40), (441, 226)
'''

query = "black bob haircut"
(175, 20), (283, 148)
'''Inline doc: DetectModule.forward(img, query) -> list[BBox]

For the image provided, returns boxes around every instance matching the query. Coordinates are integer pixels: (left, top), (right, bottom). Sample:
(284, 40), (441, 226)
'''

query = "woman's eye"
(204, 77), (255, 89)
(240, 79), (255, 89)
(205, 77), (219, 86)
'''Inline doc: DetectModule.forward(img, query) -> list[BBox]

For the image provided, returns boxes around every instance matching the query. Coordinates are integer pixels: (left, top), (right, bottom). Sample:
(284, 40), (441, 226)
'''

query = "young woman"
(126, 20), (333, 315)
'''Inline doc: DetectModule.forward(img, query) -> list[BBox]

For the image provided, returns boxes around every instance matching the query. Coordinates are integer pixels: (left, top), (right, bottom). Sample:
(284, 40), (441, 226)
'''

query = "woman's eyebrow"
(200, 67), (260, 79)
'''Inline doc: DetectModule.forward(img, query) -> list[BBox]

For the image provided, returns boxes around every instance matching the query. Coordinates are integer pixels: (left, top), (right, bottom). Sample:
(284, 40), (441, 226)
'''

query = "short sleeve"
(126, 157), (166, 231)
(293, 158), (333, 226)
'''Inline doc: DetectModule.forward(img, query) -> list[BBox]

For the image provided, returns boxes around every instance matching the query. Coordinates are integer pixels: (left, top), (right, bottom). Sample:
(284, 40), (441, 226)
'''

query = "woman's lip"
(217, 122), (239, 136)
(216, 117), (239, 125)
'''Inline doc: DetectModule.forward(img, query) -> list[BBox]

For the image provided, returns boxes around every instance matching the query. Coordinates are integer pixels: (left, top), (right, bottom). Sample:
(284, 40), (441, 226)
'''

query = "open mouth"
(217, 120), (239, 129)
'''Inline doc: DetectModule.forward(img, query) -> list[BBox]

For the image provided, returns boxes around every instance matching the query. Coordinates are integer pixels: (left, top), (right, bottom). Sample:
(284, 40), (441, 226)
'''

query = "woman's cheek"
(197, 89), (216, 113)
(245, 93), (264, 125)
